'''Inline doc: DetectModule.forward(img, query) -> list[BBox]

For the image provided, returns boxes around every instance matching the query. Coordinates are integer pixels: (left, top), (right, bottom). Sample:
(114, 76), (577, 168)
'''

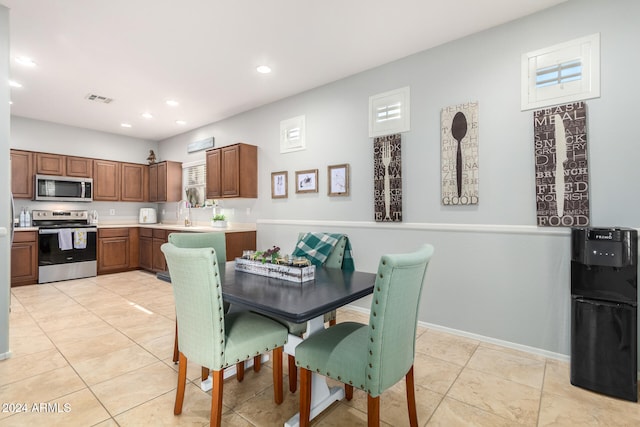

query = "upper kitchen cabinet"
(121, 162), (148, 202)
(93, 159), (121, 201)
(206, 143), (257, 198)
(36, 152), (65, 176)
(65, 156), (93, 178)
(149, 161), (182, 202)
(10, 149), (34, 199)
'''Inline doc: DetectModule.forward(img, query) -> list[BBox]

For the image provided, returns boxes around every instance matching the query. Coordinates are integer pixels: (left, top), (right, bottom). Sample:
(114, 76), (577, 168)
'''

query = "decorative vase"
(211, 220), (227, 228)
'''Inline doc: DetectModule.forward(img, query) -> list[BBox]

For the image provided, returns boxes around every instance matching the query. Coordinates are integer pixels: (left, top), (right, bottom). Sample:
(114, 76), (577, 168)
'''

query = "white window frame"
(280, 115), (306, 153)
(521, 33), (600, 111)
(183, 159), (206, 207)
(369, 86), (410, 138)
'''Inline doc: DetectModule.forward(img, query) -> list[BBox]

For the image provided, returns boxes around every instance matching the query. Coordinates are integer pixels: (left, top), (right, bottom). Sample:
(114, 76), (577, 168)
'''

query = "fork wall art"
(441, 102), (479, 205)
(374, 133), (402, 222)
(533, 101), (589, 227)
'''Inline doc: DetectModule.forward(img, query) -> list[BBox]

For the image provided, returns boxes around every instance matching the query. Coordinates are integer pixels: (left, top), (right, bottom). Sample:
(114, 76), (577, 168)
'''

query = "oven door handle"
(39, 228), (97, 234)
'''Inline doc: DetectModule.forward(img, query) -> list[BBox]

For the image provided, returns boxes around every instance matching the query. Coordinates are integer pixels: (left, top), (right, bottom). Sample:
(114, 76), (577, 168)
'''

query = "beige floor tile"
(221, 367), (276, 410)
(314, 402), (393, 426)
(53, 330), (134, 364)
(415, 329), (479, 366)
(466, 346), (545, 389)
(427, 397), (517, 427)
(0, 366), (86, 420)
(538, 389), (640, 426)
(116, 314), (174, 342)
(45, 318), (117, 343)
(0, 387), (111, 427)
(114, 384), (217, 426)
(232, 383), (302, 427)
(90, 361), (178, 416)
(413, 352), (464, 394)
(221, 411), (256, 426)
(140, 331), (176, 361)
(341, 381), (443, 426)
(9, 324), (56, 357)
(71, 343), (159, 385)
(32, 309), (104, 333)
(447, 368), (540, 426)
(0, 348), (68, 387)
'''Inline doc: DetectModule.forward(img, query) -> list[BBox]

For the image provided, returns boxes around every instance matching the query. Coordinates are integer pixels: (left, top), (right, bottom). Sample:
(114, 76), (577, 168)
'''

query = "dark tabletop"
(157, 262), (376, 323)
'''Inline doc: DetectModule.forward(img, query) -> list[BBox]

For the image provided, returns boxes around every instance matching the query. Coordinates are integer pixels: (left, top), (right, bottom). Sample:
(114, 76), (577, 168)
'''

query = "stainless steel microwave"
(35, 174), (93, 202)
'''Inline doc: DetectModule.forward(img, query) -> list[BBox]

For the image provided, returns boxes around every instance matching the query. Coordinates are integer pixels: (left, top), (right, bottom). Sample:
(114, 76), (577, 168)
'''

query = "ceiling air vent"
(85, 93), (114, 104)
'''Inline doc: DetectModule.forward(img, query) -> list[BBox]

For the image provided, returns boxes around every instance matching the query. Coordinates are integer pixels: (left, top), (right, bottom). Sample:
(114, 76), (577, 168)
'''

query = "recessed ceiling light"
(166, 100), (179, 107)
(9, 80), (23, 88)
(9, 100), (13, 105)
(15, 56), (36, 67)
(175, 120), (187, 125)
(141, 112), (153, 119)
(256, 65), (271, 74)
(121, 123), (132, 128)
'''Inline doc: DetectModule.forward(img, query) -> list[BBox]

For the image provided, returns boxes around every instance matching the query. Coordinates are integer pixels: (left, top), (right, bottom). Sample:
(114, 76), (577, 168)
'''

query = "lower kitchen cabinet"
(139, 228), (169, 273)
(11, 231), (38, 287)
(225, 231), (256, 260)
(97, 228), (138, 274)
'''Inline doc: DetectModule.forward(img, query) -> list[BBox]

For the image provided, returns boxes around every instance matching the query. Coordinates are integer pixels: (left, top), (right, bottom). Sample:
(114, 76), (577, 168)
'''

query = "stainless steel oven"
(33, 210), (97, 283)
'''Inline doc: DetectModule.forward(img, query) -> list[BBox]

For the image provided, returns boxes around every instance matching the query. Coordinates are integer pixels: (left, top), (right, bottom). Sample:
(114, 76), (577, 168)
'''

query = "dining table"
(157, 260), (376, 427)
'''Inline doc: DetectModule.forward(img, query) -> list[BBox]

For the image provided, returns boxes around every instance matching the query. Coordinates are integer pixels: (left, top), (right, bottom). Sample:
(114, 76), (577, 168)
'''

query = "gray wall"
(158, 0), (640, 358)
(1, 5), (11, 359)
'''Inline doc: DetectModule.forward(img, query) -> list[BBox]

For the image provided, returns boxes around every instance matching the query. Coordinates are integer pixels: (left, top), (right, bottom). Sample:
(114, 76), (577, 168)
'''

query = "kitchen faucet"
(177, 199), (192, 227)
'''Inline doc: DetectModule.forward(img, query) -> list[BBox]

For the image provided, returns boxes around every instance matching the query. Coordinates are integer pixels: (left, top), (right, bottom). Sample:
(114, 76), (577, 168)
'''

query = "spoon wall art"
(440, 102), (479, 206)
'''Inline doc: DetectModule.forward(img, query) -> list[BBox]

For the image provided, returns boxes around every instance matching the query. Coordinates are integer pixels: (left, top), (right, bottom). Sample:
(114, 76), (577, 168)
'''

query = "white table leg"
(284, 315), (343, 427)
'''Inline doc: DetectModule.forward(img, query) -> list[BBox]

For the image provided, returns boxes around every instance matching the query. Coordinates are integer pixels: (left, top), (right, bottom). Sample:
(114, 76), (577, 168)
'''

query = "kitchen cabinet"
(65, 156), (93, 178)
(36, 152), (65, 176)
(11, 231), (38, 287)
(149, 161), (182, 202)
(93, 159), (121, 201)
(121, 162), (148, 202)
(10, 149), (34, 199)
(98, 228), (138, 274)
(225, 231), (256, 260)
(206, 143), (257, 199)
(139, 228), (170, 272)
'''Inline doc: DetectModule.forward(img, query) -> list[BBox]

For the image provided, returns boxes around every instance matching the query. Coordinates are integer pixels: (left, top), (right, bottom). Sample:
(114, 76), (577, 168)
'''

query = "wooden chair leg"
(329, 318), (337, 327)
(172, 321), (179, 363)
(236, 362), (245, 382)
(201, 366), (209, 382)
(405, 365), (418, 427)
(367, 394), (380, 427)
(253, 355), (261, 372)
(300, 368), (312, 427)
(345, 384), (354, 400)
(210, 369), (224, 427)
(273, 347), (284, 404)
(174, 352), (187, 415)
(288, 354), (297, 393)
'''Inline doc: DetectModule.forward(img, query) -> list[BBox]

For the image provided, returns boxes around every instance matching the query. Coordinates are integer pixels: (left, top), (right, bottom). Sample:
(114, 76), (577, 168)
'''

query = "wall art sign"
(374, 134), (402, 222)
(534, 101), (589, 227)
(441, 102), (479, 205)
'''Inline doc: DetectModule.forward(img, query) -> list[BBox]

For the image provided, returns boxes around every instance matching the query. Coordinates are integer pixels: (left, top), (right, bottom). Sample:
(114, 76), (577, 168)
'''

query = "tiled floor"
(2, 270), (639, 426)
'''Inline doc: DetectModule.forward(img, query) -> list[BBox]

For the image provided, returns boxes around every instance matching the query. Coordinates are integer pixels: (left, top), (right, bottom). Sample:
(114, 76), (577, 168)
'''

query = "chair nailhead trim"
(369, 363), (372, 368)
(326, 372), (330, 376)
(368, 374), (371, 380)
(337, 376), (341, 380)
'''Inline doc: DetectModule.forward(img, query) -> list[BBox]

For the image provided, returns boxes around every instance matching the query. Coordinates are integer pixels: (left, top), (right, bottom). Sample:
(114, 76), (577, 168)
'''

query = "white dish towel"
(58, 229), (73, 251)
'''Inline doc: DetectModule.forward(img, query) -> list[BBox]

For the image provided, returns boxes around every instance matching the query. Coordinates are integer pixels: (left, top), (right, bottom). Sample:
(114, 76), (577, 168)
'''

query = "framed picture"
(295, 169), (318, 193)
(328, 163), (349, 196)
(271, 171), (288, 199)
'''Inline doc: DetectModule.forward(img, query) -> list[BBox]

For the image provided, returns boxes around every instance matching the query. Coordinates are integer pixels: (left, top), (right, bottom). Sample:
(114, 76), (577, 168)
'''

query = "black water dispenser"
(570, 227), (638, 401)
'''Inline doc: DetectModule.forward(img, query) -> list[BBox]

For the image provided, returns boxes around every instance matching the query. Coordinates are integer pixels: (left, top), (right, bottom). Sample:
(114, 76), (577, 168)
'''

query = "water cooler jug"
(570, 227), (638, 401)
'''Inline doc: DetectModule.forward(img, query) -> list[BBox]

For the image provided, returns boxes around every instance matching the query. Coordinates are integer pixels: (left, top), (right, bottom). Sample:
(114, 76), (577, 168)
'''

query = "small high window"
(521, 33), (600, 110)
(369, 87), (410, 137)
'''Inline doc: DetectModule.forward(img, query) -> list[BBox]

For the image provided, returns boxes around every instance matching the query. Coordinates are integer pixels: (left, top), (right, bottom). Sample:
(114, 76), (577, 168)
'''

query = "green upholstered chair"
(295, 244), (434, 427)
(282, 232), (350, 392)
(161, 243), (288, 427)
(167, 232), (227, 371)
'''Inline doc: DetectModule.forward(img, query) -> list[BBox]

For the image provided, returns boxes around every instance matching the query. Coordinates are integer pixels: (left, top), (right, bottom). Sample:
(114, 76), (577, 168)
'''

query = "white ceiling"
(2, 0), (566, 141)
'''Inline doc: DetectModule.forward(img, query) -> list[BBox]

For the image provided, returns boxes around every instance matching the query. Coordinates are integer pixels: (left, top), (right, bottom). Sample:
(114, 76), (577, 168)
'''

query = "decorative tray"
(234, 258), (315, 283)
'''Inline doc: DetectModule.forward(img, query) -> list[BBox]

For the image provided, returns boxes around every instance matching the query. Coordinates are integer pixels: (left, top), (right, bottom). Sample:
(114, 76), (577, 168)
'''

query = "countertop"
(14, 223), (256, 233)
